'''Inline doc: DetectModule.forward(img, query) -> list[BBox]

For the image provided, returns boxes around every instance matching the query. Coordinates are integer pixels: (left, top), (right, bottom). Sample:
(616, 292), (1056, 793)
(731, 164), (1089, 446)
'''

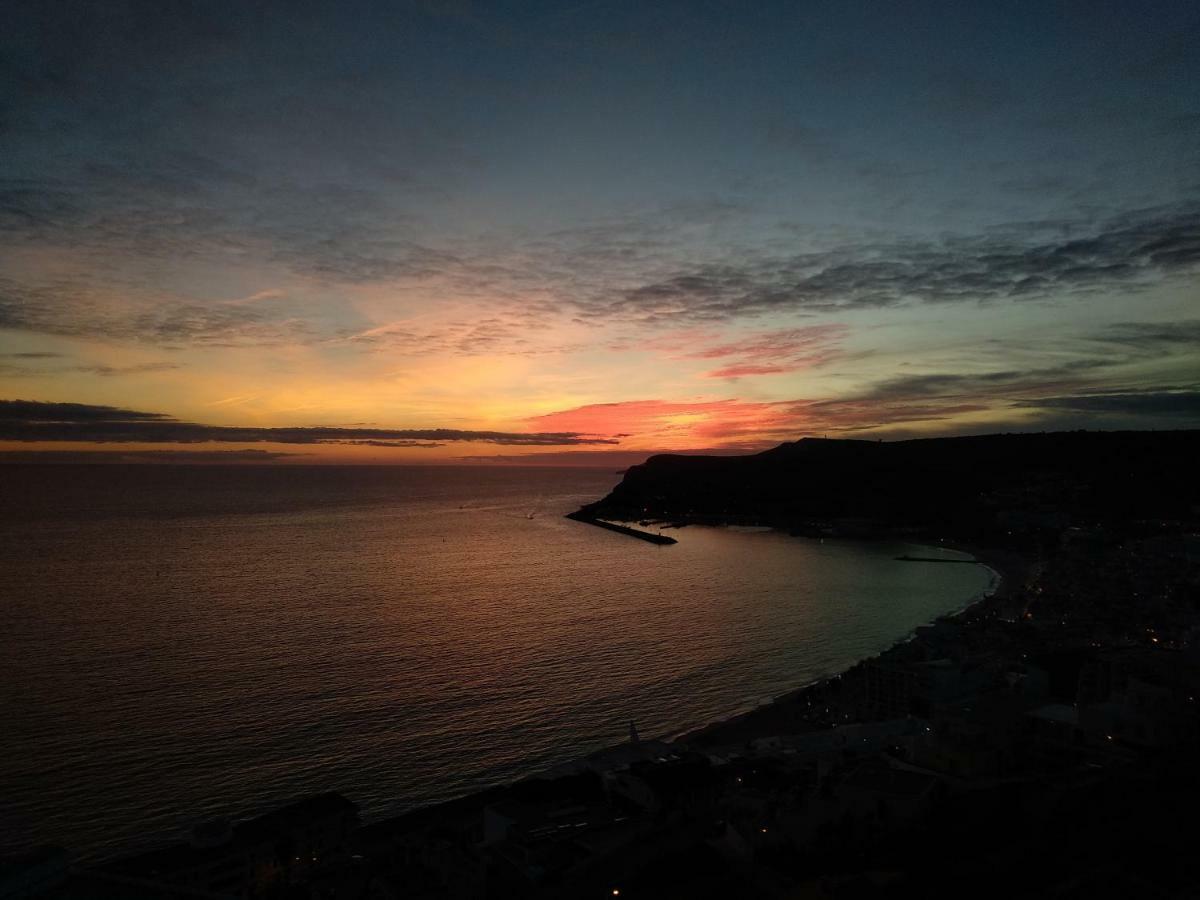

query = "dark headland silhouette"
(576, 430), (1200, 542)
(8, 430), (1200, 899)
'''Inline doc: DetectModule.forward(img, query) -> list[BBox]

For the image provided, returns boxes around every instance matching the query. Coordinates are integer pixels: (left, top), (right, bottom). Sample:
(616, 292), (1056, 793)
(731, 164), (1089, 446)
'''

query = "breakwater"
(895, 555), (978, 563)
(564, 511), (678, 545)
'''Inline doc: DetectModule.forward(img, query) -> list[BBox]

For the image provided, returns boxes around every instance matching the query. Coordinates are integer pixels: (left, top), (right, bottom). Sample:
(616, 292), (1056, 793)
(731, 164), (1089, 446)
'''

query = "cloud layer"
(582, 204), (1200, 324)
(3, 202), (1198, 347)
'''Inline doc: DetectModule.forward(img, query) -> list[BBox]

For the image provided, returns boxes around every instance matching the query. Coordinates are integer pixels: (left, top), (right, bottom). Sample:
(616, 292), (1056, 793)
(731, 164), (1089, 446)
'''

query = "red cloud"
(525, 392), (995, 450)
(526, 399), (789, 449)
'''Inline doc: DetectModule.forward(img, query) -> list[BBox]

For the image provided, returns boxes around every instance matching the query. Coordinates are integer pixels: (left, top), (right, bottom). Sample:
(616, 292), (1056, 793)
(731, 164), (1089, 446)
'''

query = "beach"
(671, 542), (1034, 750)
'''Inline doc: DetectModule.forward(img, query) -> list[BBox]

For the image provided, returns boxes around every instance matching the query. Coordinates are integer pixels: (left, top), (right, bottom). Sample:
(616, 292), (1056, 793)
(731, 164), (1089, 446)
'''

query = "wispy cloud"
(206, 394), (263, 407)
(338, 312), (575, 357)
(683, 324), (849, 378)
(0, 277), (316, 346)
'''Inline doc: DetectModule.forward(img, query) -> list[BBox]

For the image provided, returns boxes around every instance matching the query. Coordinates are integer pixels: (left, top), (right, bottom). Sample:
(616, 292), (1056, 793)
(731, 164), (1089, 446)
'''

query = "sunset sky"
(2, 0), (1198, 464)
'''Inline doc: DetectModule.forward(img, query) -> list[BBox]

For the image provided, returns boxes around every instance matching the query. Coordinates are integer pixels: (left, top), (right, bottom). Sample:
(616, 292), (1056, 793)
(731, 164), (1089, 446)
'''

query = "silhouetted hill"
(580, 431), (1200, 541)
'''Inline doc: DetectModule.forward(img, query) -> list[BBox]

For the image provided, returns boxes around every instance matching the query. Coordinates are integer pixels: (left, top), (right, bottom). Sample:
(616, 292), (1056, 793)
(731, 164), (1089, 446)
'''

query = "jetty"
(565, 511), (678, 545)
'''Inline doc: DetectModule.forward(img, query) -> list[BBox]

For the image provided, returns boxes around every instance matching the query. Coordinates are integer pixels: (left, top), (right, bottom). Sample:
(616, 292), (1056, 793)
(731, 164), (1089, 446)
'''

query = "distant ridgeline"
(579, 431), (1200, 541)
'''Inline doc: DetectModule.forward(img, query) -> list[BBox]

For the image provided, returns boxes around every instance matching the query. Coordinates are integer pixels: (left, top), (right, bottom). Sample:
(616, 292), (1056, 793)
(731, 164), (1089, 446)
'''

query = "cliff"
(579, 431), (1200, 541)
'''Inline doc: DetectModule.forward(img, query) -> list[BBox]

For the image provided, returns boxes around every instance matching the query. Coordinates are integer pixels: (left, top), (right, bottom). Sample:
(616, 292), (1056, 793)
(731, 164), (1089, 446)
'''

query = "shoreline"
(666, 537), (1031, 749)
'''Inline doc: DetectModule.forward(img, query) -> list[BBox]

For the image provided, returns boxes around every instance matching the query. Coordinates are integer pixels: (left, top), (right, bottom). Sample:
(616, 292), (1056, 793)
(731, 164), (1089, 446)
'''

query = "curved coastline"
(667, 539), (1028, 749)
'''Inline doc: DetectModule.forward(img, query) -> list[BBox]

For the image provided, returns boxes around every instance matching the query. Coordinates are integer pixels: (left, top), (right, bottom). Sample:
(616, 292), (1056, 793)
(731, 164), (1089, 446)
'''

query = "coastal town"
(9, 494), (1200, 898)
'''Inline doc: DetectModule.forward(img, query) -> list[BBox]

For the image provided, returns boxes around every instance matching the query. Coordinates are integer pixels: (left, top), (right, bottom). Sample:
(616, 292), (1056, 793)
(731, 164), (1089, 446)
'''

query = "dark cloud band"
(0, 400), (619, 446)
(589, 203), (1200, 323)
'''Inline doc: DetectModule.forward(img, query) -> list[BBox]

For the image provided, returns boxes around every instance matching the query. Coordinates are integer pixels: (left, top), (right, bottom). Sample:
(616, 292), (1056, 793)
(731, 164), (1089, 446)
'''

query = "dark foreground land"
(6, 431), (1200, 899)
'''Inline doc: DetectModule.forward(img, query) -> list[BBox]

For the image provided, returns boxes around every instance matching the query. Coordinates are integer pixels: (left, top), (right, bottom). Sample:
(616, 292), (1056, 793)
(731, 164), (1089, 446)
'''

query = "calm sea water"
(0, 465), (990, 860)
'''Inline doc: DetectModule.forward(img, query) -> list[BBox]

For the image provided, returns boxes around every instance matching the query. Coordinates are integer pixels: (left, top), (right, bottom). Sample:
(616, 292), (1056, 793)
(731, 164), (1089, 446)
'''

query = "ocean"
(0, 464), (991, 860)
